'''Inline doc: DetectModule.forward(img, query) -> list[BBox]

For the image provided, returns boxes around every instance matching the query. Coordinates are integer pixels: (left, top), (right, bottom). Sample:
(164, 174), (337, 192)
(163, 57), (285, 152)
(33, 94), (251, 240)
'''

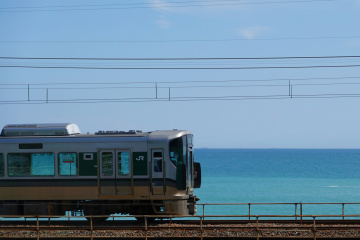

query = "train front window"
(188, 134), (193, 146)
(169, 136), (186, 165)
(0, 153), (4, 177)
(7, 153), (55, 177)
(59, 153), (77, 176)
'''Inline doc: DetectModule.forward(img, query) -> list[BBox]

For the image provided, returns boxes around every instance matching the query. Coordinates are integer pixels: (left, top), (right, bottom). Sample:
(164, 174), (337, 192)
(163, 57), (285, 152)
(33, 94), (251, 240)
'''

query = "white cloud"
(149, 0), (233, 14)
(238, 26), (270, 39)
(150, 0), (180, 13)
(156, 19), (172, 29)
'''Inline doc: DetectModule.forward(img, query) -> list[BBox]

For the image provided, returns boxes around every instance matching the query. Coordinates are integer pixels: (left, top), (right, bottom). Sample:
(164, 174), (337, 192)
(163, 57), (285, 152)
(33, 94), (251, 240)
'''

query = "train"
(0, 123), (201, 220)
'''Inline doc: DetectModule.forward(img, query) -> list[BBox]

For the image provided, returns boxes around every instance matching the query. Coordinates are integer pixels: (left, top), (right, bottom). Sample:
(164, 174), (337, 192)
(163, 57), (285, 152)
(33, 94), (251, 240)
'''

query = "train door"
(99, 149), (133, 196)
(151, 149), (165, 195)
(115, 150), (133, 196)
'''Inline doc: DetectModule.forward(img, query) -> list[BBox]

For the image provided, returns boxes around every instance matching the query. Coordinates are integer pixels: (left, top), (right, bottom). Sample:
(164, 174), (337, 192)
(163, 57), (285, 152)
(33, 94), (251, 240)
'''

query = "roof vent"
(95, 130), (142, 135)
(1, 123), (81, 136)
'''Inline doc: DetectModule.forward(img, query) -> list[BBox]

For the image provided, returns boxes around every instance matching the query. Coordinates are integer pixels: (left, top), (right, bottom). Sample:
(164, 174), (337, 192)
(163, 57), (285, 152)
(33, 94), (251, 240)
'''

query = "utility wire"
(1, 64), (360, 70)
(2, 75), (360, 104)
(1, 55), (360, 70)
(0, 0), (335, 10)
(0, 84), (290, 90)
(2, 56), (360, 61)
(2, 79), (360, 103)
(1, 76), (360, 86)
(2, 35), (360, 44)
(4, 82), (360, 90)
(0, 0), (337, 13)
(2, 93), (360, 105)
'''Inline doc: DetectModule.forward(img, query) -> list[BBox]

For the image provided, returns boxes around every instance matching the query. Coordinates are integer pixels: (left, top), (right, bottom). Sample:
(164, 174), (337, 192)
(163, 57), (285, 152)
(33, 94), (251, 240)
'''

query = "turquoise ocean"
(194, 149), (360, 218)
(8, 149), (360, 220)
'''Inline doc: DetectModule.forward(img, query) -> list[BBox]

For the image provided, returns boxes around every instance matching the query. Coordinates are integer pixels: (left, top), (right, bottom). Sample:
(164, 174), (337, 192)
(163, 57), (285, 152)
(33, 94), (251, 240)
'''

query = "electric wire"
(1, 64), (360, 104)
(2, 56), (360, 61)
(1, 76), (360, 87)
(0, 0), (337, 13)
(4, 82), (360, 90)
(1, 55), (359, 69)
(2, 93), (360, 105)
(1, 56), (359, 70)
(2, 35), (360, 44)
(2, 80), (360, 104)
(1, 64), (360, 70)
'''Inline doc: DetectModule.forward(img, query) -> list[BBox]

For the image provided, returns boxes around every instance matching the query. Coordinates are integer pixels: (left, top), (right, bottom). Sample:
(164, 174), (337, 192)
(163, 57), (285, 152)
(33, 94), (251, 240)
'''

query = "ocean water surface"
(6, 149), (360, 220)
(194, 149), (360, 217)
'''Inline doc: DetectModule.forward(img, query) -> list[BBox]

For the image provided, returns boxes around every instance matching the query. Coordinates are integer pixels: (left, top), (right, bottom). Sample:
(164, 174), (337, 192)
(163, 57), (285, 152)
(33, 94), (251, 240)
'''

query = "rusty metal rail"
(197, 202), (360, 220)
(1, 202), (360, 239)
(1, 215), (360, 239)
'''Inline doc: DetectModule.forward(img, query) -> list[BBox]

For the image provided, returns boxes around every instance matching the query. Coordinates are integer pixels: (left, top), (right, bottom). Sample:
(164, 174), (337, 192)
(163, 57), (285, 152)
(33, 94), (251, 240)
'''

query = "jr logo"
(133, 152), (147, 175)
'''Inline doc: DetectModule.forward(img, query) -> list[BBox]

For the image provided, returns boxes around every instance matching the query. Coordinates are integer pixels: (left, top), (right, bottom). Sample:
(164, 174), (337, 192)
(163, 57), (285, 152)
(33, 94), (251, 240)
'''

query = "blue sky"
(1, 0), (360, 148)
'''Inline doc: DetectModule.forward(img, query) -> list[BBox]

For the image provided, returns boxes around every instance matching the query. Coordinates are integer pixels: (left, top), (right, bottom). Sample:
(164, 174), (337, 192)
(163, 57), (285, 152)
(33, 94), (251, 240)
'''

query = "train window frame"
(188, 134), (193, 146)
(153, 151), (163, 173)
(117, 151), (130, 176)
(7, 152), (55, 177)
(169, 136), (186, 166)
(83, 153), (93, 160)
(101, 151), (114, 177)
(58, 152), (78, 176)
(0, 153), (4, 177)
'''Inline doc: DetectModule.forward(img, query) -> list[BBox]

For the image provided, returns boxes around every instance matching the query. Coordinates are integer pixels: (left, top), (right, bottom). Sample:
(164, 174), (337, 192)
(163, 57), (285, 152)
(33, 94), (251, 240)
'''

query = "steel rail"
(1, 202), (360, 239)
(1, 215), (360, 239)
(197, 202), (360, 221)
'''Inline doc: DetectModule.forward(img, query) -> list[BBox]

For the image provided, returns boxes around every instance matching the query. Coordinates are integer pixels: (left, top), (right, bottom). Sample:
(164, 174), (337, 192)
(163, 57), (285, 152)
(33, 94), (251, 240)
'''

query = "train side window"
(0, 153), (4, 177)
(153, 152), (163, 173)
(101, 152), (113, 176)
(117, 151), (129, 176)
(8, 153), (55, 177)
(59, 153), (77, 176)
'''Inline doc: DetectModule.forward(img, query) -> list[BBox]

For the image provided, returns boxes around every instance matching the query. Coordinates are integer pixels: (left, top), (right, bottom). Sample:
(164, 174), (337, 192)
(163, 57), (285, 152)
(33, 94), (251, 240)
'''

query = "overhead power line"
(2, 74), (360, 104)
(1, 64), (360, 70)
(4, 82), (360, 90)
(0, 0), (337, 13)
(2, 55), (360, 61)
(1, 55), (359, 70)
(0, 55), (360, 70)
(2, 76), (360, 87)
(2, 94), (360, 105)
(2, 35), (360, 44)
(1, 79), (359, 106)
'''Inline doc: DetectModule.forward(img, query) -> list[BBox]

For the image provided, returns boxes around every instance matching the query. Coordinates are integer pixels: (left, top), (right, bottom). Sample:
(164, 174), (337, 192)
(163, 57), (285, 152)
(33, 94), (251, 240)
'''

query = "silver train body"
(0, 123), (201, 218)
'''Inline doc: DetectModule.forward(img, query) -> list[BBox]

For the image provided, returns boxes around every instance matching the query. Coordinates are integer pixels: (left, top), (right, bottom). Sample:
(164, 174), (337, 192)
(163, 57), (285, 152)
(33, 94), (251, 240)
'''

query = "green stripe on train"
(133, 152), (147, 175)
(79, 152), (98, 176)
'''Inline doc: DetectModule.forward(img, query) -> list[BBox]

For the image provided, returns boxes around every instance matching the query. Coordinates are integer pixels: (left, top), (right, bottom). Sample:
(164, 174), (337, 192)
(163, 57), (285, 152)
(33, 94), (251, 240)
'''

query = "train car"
(0, 123), (201, 219)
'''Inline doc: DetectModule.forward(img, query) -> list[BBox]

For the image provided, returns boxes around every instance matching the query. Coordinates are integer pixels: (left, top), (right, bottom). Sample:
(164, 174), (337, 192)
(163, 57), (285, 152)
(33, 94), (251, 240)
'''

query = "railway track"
(1, 219), (360, 239)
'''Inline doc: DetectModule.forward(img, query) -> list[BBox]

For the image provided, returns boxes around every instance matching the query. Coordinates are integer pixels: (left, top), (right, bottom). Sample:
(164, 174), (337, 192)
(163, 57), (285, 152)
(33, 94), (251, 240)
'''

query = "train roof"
(1, 123), (81, 136)
(0, 123), (190, 140)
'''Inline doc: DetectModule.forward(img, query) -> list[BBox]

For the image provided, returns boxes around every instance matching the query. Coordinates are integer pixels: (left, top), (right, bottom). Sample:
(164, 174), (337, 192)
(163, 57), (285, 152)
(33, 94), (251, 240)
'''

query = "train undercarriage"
(0, 198), (197, 221)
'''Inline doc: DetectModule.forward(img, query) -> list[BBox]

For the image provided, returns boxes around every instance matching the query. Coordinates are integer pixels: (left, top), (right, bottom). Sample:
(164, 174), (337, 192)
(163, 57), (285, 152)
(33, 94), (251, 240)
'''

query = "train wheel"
(85, 216), (109, 222)
(134, 205), (156, 223)
(135, 216), (156, 223)
(83, 206), (109, 222)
